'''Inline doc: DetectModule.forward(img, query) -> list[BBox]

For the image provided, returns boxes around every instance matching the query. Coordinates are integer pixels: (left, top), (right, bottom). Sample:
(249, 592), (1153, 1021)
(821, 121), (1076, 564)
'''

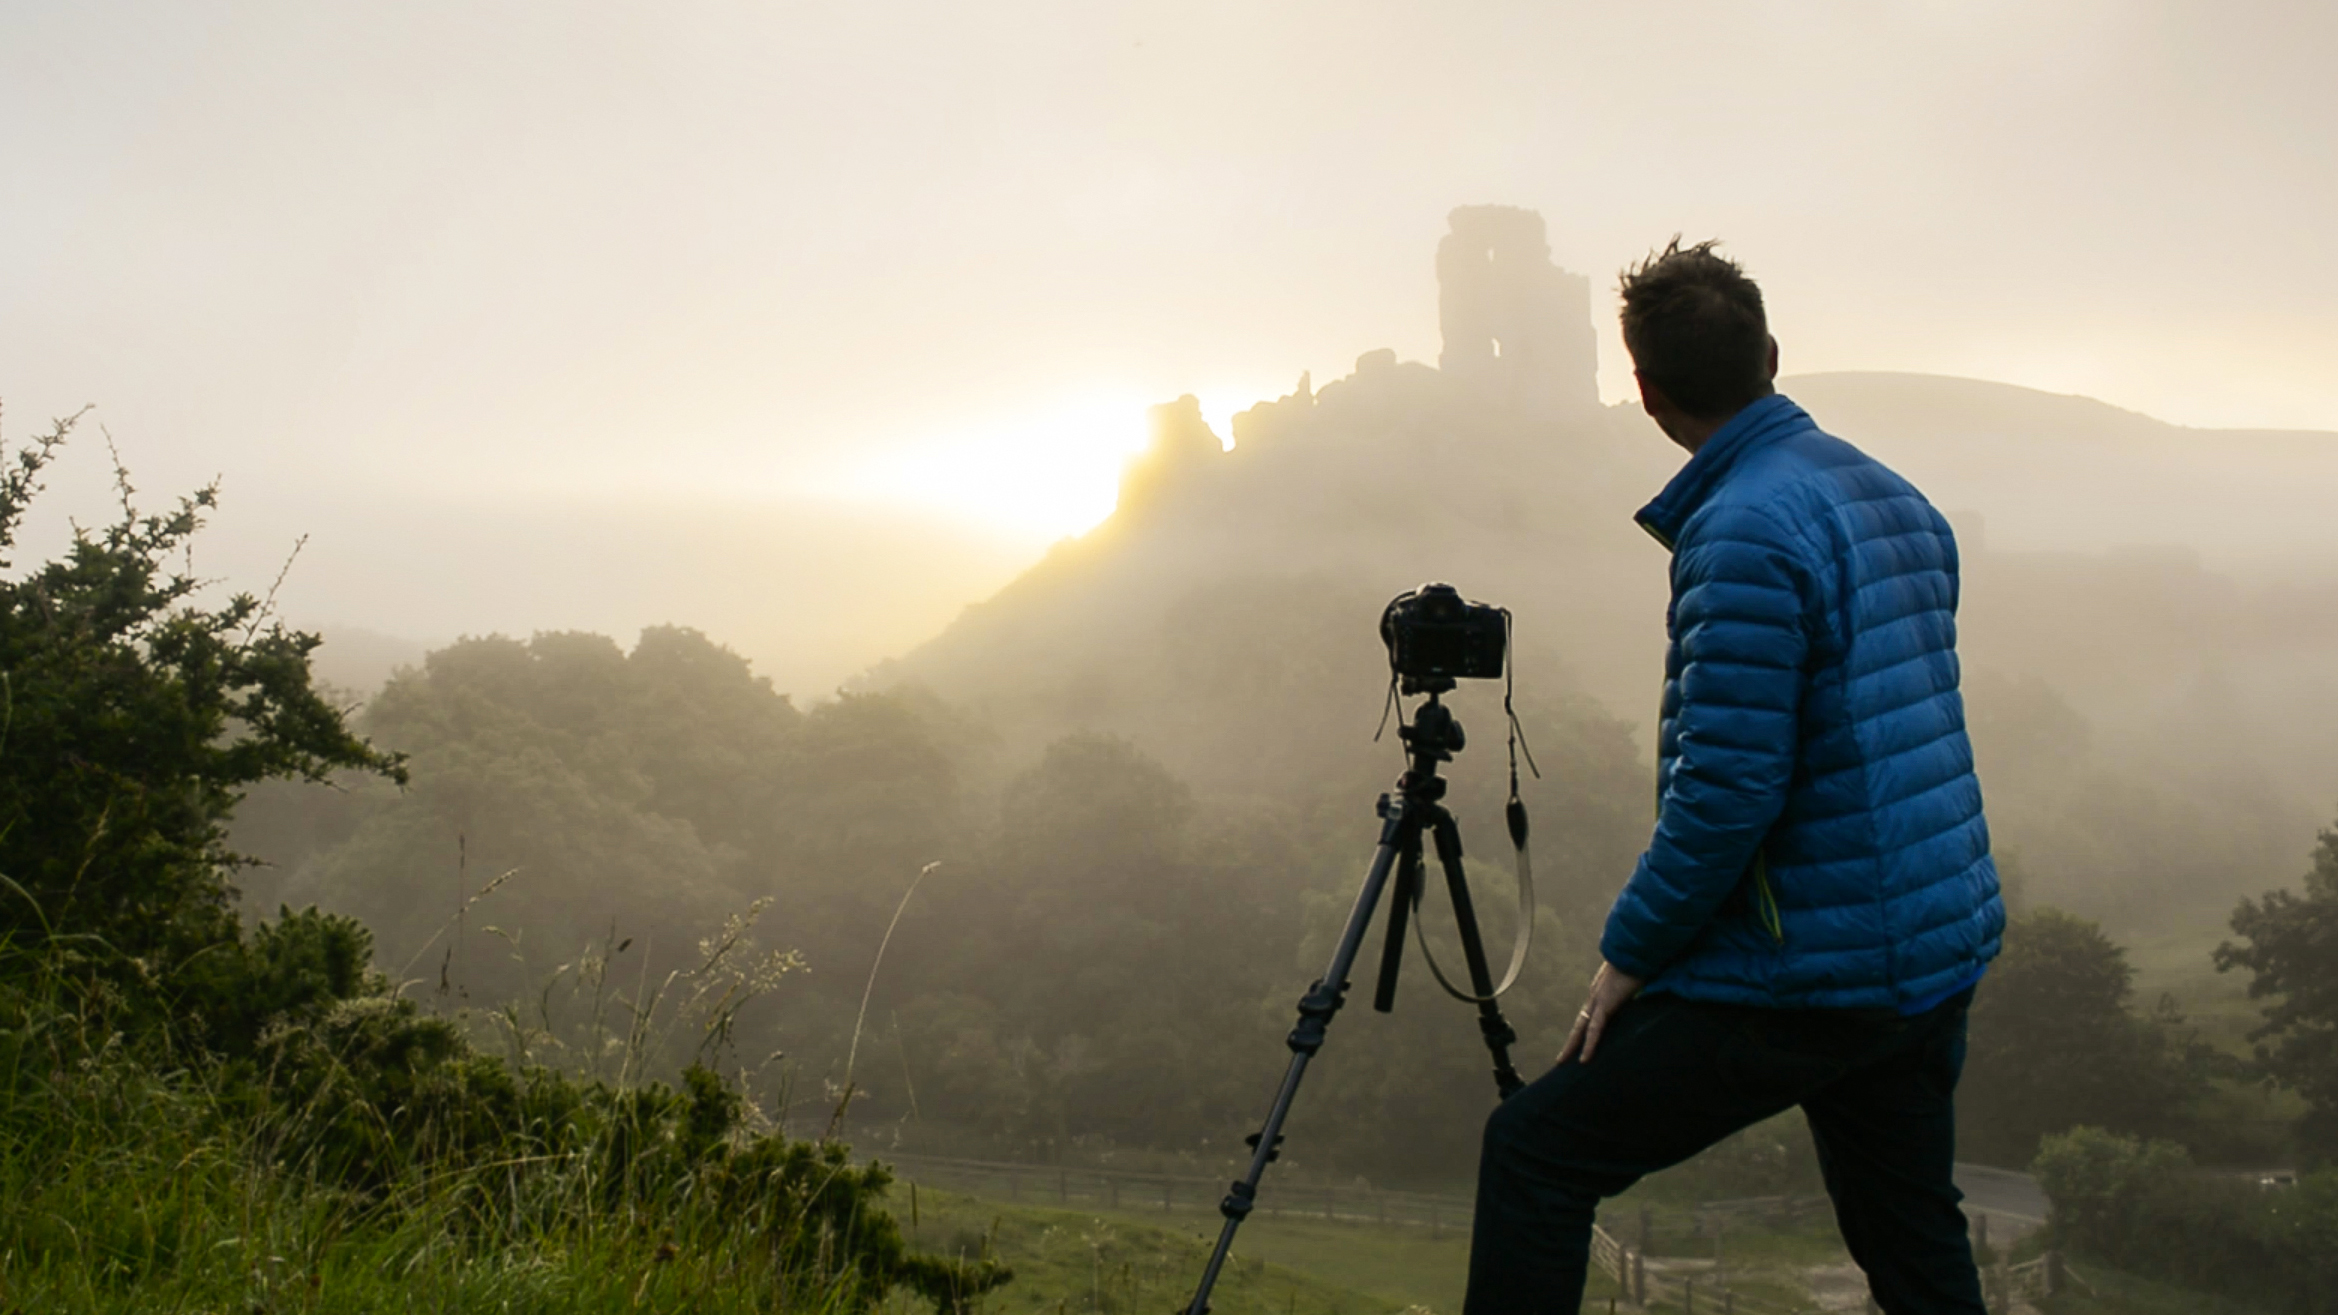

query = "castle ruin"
(1436, 205), (1600, 414)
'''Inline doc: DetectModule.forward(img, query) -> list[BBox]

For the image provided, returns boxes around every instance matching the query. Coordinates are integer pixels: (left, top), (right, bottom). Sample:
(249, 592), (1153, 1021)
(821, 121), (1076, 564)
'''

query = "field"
(880, 1177), (2284, 1315)
(875, 1180), (1858, 1315)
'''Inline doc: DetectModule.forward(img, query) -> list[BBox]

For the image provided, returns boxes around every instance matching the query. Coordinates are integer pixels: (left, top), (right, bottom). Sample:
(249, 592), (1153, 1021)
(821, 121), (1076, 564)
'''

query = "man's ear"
(1765, 336), (1780, 382)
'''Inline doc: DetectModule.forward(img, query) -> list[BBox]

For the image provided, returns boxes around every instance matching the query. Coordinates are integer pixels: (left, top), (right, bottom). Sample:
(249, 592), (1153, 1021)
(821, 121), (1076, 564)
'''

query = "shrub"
(2034, 1126), (2338, 1313)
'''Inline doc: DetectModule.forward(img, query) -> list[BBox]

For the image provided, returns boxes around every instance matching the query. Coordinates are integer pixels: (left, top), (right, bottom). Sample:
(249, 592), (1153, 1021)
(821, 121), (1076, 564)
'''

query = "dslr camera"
(1380, 583), (1508, 692)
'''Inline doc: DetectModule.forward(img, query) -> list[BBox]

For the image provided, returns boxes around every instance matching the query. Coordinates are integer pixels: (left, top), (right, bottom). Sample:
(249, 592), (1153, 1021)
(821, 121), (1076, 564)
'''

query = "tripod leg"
(1431, 809), (1526, 1096)
(1185, 796), (1413, 1315)
(1373, 836), (1423, 1013)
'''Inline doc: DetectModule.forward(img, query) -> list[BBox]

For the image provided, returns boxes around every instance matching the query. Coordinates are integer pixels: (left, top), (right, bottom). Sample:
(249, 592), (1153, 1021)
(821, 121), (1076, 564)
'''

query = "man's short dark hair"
(1618, 238), (1771, 421)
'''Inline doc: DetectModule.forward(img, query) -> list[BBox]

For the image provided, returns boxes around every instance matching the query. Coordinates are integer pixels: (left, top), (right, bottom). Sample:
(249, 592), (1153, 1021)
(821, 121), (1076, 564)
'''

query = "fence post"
(1631, 1250), (1646, 1308)
(2045, 1250), (2064, 1297)
(1058, 1169), (1068, 1204)
(1724, 1292), (1735, 1315)
(1685, 1278), (1695, 1315)
(1162, 1178), (1172, 1212)
(1639, 1206), (1653, 1258)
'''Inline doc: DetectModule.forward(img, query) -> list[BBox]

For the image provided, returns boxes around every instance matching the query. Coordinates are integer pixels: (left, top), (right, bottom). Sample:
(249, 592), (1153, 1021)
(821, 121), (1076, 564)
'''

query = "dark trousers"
(1464, 989), (1985, 1315)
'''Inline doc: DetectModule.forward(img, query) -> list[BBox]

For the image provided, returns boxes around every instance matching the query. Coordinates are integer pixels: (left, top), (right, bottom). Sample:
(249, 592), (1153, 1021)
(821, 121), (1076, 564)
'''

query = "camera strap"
(1408, 805), (1534, 1004)
(1411, 633), (1542, 1005)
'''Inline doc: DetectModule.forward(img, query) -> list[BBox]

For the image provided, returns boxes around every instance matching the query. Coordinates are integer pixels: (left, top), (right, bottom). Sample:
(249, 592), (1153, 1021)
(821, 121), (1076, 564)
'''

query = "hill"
(870, 206), (2338, 934)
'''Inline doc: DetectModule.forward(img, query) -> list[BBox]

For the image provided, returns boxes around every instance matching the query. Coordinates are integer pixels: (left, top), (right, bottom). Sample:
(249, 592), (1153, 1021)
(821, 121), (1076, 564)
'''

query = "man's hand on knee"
(1558, 959), (1645, 1064)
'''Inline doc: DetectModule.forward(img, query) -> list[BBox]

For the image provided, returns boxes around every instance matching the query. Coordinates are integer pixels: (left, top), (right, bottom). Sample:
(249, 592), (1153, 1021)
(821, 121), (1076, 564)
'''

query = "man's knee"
(1481, 1082), (1538, 1165)
(1478, 1088), (1614, 1231)
(1482, 1083), (1593, 1185)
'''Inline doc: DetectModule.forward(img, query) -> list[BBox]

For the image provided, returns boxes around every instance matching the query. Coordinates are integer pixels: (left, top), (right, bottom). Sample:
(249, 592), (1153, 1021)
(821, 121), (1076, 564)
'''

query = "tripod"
(1184, 683), (1526, 1315)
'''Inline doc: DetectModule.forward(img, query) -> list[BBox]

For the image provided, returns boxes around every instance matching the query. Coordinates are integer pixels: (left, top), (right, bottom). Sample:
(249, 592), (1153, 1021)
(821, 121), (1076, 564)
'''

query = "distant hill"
(1785, 371), (2338, 571)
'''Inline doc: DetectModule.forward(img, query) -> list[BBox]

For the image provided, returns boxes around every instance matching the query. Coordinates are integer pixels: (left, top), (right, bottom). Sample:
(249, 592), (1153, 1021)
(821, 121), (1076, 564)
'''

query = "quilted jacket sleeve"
(1602, 504), (1812, 979)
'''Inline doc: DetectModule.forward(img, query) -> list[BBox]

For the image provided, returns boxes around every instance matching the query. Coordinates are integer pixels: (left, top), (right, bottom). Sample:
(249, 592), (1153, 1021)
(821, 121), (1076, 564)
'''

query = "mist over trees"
(236, 607), (1645, 1183)
(1958, 909), (2217, 1167)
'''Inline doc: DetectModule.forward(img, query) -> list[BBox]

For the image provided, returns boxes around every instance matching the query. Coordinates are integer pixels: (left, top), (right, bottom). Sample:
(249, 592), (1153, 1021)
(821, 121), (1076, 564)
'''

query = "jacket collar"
(1634, 392), (1812, 550)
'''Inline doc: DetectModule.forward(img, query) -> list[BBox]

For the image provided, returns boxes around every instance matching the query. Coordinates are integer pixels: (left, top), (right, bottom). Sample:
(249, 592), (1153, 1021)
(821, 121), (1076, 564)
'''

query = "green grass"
(872, 1178), (1876, 1315)
(2124, 925), (2308, 1164)
(891, 1179), (2303, 1315)
(0, 1116), (893, 1315)
(2035, 1257), (2285, 1315)
(0, 985), (958, 1314)
(2126, 927), (2258, 1048)
(887, 1188), (1395, 1315)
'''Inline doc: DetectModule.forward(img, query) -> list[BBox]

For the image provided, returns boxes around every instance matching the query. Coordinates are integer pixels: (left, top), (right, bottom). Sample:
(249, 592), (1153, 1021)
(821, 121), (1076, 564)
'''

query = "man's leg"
(1800, 994), (1987, 1315)
(1463, 995), (1805, 1315)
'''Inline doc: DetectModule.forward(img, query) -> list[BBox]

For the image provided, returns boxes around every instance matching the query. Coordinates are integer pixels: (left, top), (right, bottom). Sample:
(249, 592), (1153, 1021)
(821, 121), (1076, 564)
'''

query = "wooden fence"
(1586, 1220), (1807, 1315)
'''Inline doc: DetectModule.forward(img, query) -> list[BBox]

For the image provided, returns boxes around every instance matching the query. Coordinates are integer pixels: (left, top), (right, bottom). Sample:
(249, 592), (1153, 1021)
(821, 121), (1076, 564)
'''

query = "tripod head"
(1397, 690), (1466, 797)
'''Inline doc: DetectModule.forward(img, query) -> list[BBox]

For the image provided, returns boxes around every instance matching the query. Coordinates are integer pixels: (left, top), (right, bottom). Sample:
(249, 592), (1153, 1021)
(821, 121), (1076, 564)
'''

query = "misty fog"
(9, 5), (2338, 1312)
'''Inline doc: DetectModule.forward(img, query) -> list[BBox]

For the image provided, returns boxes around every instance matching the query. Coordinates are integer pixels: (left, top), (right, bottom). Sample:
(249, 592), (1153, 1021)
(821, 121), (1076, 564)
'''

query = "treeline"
(234, 623), (2338, 1190)
(238, 620), (1655, 1185)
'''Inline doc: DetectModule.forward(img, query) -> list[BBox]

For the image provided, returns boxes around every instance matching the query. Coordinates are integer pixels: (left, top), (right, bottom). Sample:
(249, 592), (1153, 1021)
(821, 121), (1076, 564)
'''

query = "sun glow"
(814, 390), (1249, 544)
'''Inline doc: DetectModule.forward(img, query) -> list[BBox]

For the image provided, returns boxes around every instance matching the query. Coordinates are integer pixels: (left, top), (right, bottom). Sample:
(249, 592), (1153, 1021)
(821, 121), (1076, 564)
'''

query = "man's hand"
(1557, 960), (1646, 1064)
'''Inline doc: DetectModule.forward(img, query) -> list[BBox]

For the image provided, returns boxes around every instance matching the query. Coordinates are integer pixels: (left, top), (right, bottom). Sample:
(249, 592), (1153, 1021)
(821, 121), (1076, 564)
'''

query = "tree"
(1959, 908), (2207, 1167)
(0, 410), (402, 992)
(290, 629), (783, 1003)
(2217, 823), (2338, 1165)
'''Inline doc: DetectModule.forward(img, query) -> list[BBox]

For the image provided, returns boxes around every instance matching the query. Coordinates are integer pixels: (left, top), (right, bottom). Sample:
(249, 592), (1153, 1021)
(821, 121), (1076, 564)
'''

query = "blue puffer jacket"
(1600, 393), (2004, 1011)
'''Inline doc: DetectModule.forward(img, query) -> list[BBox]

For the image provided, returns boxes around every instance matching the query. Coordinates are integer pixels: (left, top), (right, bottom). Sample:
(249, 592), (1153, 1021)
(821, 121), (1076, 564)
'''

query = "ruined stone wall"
(1436, 205), (1600, 414)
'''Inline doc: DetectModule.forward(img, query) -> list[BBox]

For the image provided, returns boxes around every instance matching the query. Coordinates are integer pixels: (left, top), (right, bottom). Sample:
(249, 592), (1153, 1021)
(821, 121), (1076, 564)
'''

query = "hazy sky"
(5, 2), (2335, 691)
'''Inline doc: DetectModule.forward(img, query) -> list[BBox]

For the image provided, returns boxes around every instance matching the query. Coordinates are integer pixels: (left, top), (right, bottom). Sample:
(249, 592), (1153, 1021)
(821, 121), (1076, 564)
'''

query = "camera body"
(1381, 583), (1507, 690)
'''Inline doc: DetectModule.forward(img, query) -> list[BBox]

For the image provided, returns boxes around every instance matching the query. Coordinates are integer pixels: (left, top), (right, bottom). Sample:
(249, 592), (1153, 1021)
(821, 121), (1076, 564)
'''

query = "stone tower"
(1436, 206), (1599, 413)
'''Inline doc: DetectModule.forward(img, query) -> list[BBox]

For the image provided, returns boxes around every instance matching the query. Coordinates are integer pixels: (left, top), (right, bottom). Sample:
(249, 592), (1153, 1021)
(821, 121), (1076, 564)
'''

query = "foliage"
(1958, 908), (2215, 1167)
(2218, 823), (2338, 1166)
(876, 719), (1629, 1183)
(2034, 1126), (2338, 1315)
(0, 410), (403, 997)
(884, 733), (1311, 1155)
(265, 629), (965, 1019)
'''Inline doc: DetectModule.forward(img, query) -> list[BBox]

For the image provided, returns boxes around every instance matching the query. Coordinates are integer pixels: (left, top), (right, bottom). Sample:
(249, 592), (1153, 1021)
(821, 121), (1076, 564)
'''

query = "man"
(1464, 241), (2004, 1315)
